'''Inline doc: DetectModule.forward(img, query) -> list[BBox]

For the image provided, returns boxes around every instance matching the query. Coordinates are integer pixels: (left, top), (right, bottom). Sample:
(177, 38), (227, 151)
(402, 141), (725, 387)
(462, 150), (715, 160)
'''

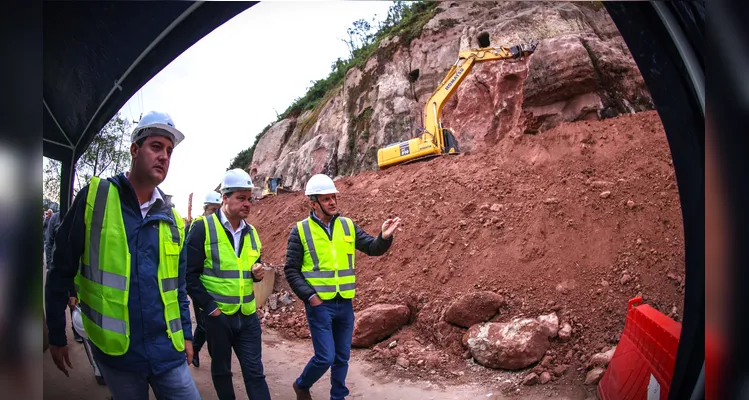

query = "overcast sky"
(116, 1), (394, 216)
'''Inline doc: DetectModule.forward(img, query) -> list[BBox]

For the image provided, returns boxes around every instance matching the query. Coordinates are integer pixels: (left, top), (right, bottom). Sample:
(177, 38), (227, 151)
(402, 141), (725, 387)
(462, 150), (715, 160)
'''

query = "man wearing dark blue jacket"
(45, 111), (200, 400)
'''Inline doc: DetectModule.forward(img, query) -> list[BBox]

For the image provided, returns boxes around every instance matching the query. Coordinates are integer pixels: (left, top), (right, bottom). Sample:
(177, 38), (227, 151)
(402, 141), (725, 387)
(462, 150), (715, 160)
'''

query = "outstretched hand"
(381, 217), (402, 239)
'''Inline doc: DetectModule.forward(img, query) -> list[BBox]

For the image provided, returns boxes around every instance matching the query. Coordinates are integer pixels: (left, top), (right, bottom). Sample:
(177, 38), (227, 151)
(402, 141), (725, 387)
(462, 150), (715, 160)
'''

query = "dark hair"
(135, 137), (146, 147)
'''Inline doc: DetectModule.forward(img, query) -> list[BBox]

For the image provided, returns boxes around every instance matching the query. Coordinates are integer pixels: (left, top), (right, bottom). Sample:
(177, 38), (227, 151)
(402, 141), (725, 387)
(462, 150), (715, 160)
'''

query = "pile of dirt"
(247, 110), (684, 392)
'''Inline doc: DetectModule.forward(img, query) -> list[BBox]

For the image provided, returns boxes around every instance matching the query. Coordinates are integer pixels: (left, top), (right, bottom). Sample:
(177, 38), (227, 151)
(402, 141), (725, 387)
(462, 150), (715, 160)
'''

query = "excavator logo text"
(444, 67), (465, 91)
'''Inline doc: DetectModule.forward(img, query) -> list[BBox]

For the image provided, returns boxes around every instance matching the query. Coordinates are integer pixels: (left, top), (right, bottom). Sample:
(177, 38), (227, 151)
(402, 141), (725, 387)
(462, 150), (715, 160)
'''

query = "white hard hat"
(220, 169), (254, 194)
(72, 306), (87, 340)
(305, 174), (338, 196)
(131, 111), (185, 147)
(203, 191), (221, 205)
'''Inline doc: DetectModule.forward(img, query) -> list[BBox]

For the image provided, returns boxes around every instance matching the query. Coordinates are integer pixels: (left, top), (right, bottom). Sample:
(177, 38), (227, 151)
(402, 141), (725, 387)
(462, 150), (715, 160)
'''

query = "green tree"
(74, 113), (132, 193)
(43, 158), (61, 204)
(42, 112), (133, 200)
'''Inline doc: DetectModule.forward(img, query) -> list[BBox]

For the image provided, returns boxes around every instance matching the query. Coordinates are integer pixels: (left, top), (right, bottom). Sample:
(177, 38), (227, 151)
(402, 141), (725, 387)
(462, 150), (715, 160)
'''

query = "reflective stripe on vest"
(76, 177), (185, 355)
(298, 216), (356, 300)
(199, 213), (260, 315)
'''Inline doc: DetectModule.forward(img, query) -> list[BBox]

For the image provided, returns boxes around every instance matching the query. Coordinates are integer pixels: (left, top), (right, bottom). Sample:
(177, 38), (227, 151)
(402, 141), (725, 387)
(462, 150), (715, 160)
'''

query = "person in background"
(44, 211), (60, 270)
(187, 190), (222, 368)
(45, 211), (84, 344)
(43, 209), (53, 232)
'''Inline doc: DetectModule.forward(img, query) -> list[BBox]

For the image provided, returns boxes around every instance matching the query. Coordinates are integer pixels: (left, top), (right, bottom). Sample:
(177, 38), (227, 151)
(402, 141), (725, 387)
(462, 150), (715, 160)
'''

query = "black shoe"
(292, 382), (312, 400)
(192, 351), (200, 368)
(95, 375), (106, 386)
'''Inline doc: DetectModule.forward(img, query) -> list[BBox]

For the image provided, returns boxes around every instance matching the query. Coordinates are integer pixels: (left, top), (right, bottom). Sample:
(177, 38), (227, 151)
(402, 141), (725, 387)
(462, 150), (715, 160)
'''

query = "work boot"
(192, 351), (200, 368)
(292, 382), (312, 400)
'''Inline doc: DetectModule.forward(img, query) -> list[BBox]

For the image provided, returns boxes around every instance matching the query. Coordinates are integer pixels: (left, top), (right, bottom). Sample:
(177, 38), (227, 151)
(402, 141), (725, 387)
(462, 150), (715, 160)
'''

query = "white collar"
(218, 208), (246, 233)
(141, 187), (163, 209)
(125, 172), (163, 208)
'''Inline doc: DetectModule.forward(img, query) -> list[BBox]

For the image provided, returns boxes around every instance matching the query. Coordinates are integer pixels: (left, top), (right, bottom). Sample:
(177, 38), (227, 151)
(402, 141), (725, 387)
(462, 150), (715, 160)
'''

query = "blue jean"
(205, 311), (270, 400)
(296, 298), (355, 400)
(96, 358), (200, 400)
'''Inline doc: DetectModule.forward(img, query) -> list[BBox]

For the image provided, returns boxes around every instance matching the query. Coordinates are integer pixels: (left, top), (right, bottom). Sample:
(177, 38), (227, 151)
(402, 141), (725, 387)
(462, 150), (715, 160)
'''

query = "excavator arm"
(376, 39), (537, 169)
(424, 40), (539, 151)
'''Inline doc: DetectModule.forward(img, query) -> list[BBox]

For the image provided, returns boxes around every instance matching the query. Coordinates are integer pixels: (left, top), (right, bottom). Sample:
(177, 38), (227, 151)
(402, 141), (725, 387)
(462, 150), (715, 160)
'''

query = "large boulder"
(523, 35), (598, 107)
(465, 318), (551, 370)
(352, 304), (410, 348)
(444, 291), (506, 328)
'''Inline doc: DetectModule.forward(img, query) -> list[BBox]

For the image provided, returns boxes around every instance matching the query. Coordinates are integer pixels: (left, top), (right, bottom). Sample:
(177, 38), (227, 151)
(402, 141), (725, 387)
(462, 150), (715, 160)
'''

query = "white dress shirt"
(219, 209), (246, 256)
(125, 172), (164, 218)
(139, 187), (163, 218)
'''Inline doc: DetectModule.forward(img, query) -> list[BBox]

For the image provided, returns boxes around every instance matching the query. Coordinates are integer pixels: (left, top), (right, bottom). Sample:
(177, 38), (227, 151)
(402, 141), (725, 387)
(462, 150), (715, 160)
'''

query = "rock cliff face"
(249, 1), (652, 190)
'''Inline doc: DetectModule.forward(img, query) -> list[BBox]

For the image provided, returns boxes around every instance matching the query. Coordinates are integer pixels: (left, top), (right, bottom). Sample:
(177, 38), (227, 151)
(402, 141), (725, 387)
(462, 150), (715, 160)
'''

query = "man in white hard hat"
(186, 168), (271, 400)
(185, 191), (222, 235)
(45, 111), (200, 399)
(187, 190), (222, 368)
(285, 173), (401, 400)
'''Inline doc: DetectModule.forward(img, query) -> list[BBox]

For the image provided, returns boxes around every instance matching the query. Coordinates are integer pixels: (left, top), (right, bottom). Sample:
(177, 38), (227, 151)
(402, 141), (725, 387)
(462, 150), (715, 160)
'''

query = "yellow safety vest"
(199, 213), (260, 315)
(75, 177), (185, 356)
(298, 216), (356, 300)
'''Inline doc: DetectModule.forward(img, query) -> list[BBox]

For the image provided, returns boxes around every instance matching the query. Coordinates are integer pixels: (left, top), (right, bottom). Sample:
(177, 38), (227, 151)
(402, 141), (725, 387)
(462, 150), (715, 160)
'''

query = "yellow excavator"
(261, 176), (291, 197)
(376, 39), (538, 169)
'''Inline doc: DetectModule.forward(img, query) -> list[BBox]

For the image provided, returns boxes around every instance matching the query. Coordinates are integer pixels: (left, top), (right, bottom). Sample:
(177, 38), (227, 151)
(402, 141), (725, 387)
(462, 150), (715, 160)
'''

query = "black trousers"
(192, 302), (206, 351)
(206, 311), (270, 400)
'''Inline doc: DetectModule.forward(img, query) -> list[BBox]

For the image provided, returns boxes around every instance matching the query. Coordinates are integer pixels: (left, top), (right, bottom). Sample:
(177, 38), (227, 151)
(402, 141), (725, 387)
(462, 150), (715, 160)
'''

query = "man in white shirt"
(185, 168), (270, 400)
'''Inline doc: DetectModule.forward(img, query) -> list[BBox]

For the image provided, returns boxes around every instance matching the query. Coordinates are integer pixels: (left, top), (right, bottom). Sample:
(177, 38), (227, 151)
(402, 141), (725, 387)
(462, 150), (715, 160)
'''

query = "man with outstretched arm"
(285, 174), (401, 400)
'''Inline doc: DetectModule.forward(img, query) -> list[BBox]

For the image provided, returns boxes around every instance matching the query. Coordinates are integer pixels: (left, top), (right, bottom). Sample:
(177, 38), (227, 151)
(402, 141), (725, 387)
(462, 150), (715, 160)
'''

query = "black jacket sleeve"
(45, 186), (89, 347)
(353, 222), (393, 256)
(184, 219), (219, 313)
(284, 226), (317, 303)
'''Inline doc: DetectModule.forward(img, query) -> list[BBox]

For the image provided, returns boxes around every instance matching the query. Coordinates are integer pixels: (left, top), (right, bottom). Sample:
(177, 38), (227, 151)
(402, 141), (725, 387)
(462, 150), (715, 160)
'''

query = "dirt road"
(42, 322), (592, 400)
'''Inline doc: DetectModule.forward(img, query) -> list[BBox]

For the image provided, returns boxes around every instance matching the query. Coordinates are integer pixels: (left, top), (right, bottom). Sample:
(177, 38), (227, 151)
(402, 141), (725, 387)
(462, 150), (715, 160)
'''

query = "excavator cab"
(267, 177), (281, 193)
(261, 176), (292, 198)
(443, 128), (460, 153)
(376, 127), (460, 169)
(262, 176), (282, 196)
(377, 131), (440, 169)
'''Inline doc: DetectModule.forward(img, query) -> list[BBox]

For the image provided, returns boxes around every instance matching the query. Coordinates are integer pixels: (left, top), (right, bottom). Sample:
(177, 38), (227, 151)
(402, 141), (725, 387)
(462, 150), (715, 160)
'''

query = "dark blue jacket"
(284, 212), (393, 303)
(45, 173), (193, 375)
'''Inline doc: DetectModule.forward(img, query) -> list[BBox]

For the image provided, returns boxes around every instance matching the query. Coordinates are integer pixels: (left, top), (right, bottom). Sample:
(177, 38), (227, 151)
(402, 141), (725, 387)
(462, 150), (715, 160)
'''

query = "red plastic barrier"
(598, 297), (682, 400)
